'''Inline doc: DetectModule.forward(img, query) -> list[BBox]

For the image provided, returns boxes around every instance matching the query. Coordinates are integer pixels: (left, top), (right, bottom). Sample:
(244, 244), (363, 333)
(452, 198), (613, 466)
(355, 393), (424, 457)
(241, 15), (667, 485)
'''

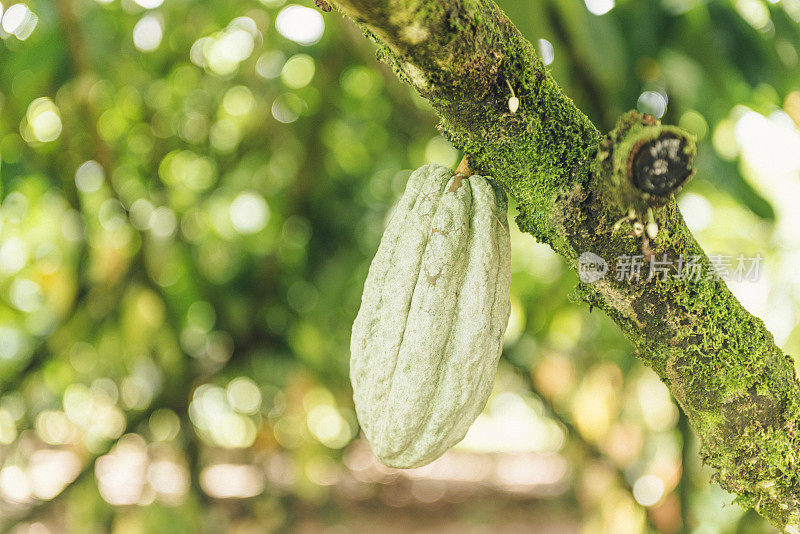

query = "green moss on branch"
(333, 0), (600, 253)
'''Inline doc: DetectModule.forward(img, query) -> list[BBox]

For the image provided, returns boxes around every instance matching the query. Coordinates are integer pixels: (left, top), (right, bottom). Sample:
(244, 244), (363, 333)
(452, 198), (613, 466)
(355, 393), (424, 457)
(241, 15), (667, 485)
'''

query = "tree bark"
(327, 0), (800, 530)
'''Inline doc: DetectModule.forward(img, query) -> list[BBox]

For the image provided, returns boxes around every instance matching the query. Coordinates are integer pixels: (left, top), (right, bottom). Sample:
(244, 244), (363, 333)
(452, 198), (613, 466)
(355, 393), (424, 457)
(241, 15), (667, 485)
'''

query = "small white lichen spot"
(508, 96), (520, 114)
(786, 525), (800, 534)
(403, 62), (428, 89)
(646, 222), (658, 239)
(400, 22), (429, 45)
(350, 164), (512, 469)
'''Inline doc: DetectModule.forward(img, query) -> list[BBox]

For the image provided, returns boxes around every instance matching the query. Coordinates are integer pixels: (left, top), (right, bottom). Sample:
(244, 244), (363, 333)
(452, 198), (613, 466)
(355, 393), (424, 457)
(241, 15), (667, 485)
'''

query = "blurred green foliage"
(0, 0), (799, 532)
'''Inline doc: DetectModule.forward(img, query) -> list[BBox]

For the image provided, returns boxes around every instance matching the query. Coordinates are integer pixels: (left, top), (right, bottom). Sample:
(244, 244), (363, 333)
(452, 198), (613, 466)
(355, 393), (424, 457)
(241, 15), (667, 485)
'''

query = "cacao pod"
(350, 163), (512, 468)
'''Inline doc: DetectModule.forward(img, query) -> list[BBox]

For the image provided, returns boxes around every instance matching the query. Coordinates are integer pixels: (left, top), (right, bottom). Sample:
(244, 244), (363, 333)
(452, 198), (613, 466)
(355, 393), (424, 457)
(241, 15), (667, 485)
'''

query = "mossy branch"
(326, 0), (800, 530)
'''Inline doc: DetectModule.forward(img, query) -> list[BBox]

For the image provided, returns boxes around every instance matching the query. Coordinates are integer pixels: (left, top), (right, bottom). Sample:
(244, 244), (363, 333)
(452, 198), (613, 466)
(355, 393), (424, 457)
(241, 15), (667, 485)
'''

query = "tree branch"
(328, 0), (800, 530)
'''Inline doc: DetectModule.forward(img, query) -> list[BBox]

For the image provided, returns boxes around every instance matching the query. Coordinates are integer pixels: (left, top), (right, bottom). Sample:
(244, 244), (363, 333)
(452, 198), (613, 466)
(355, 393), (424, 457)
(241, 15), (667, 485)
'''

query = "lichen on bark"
(328, 0), (800, 529)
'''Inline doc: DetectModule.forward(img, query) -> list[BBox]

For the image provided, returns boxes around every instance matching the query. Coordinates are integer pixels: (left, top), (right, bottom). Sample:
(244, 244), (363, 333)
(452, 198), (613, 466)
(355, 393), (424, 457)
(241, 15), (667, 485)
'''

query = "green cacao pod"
(350, 163), (512, 468)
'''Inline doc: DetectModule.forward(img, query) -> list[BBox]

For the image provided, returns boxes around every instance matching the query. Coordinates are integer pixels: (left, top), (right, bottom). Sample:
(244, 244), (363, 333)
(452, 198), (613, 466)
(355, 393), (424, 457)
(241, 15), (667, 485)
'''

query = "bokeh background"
(1, 0), (799, 532)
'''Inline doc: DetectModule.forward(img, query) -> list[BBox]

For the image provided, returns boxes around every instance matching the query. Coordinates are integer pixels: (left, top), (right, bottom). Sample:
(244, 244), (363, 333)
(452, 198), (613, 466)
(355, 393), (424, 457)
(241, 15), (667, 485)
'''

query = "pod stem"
(456, 155), (472, 176)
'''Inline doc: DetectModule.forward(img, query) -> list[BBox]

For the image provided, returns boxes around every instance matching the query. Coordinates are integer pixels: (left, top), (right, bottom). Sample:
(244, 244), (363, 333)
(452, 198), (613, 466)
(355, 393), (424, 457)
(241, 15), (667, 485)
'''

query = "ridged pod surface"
(350, 163), (512, 468)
